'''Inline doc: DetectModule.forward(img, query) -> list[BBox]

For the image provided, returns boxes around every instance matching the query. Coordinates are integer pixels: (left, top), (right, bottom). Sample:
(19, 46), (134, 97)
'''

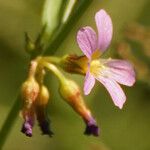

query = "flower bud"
(21, 77), (39, 109)
(59, 79), (99, 136)
(59, 79), (91, 121)
(36, 85), (49, 106)
(25, 33), (35, 53)
(59, 79), (79, 101)
(35, 85), (53, 136)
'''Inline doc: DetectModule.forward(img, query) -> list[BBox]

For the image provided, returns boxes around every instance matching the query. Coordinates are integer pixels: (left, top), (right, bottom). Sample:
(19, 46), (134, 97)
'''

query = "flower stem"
(41, 61), (66, 84)
(42, 56), (61, 64)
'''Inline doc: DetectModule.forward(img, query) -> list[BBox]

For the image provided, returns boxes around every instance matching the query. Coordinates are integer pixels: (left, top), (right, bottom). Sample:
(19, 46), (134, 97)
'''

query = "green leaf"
(62, 0), (78, 23)
(42, 0), (63, 41)
(43, 0), (93, 55)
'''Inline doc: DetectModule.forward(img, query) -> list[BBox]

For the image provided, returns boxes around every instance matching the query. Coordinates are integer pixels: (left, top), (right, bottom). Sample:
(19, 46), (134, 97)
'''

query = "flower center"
(90, 59), (105, 76)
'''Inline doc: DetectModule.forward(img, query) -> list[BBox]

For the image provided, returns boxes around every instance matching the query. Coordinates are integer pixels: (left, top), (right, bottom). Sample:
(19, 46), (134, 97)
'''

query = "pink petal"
(95, 9), (113, 52)
(106, 59), (134, 71)
(96, 76), (126, 109)
(77, 26), (97, 59)
(84, 70), (95, 95)
(104, 59), (136, 86)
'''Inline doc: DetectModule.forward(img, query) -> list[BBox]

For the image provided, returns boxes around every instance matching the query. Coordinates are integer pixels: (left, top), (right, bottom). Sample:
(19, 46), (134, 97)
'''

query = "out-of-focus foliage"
(42, 0), (63, 41)
(0, 0), (150, 150)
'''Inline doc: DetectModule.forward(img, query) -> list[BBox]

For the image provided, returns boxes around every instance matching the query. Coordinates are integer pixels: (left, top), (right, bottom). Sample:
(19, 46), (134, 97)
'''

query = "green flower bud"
(25, 33), (35, 53)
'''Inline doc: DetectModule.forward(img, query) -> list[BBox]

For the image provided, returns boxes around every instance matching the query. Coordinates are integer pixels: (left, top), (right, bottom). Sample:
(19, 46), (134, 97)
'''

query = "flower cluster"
(20, 9), (135, 137)
(21, 61), (53, 137)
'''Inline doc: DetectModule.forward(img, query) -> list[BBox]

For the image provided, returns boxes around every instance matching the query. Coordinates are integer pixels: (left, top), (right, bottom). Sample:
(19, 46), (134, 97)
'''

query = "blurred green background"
(0, 0), (150, 150)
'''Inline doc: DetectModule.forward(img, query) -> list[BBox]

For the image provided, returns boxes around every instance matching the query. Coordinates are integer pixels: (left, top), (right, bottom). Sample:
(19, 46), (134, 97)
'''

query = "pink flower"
(77, 9), (135, 109)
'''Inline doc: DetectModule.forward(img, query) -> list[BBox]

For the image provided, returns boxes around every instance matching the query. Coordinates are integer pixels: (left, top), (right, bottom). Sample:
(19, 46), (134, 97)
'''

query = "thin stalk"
(42, 56), (61, 64)
(42, 62), (66, 84)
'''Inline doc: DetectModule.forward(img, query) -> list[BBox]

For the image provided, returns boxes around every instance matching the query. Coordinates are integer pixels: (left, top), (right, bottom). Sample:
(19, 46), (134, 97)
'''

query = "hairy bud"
(21, 77), (39, 109)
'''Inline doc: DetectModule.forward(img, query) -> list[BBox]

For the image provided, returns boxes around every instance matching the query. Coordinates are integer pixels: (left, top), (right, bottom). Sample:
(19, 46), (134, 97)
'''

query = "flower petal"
(77, 26), (97, 59)
(106, 59), (134, 71)
(84, 70), (95, 95)
(84, 117), (99, 136)
(21, 116), (35, 137)
(104, 59), (136, 86)
(95, 9), (113, 52)
(96, 76), (126, 109)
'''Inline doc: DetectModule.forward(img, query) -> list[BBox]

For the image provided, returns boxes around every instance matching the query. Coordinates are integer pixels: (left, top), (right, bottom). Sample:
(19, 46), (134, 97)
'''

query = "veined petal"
(103, 59), (135, 86)
(105, 59), (134, 71)
(84, 70), (95, 95)
(96, 76), (126, 109)
(95, 9), (113, 52)
(77, 26), (97, 59)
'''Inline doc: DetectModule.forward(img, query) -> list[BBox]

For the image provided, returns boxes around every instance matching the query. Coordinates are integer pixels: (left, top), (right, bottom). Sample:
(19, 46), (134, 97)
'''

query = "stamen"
(90, 60), (106, 76)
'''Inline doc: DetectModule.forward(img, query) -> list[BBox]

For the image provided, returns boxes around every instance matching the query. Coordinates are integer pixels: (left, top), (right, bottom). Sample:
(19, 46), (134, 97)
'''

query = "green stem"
(0, 95), (21, 149)
(42, 56), (61, 64)
(42, 62), (66, 84)
(43, 0), (92, 55)
(62, 0), (77, 23)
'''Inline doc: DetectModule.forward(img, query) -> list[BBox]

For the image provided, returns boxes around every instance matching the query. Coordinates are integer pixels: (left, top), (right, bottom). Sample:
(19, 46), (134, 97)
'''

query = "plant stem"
(0, 95), (21, 149)
(43, 0), (92, 55)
